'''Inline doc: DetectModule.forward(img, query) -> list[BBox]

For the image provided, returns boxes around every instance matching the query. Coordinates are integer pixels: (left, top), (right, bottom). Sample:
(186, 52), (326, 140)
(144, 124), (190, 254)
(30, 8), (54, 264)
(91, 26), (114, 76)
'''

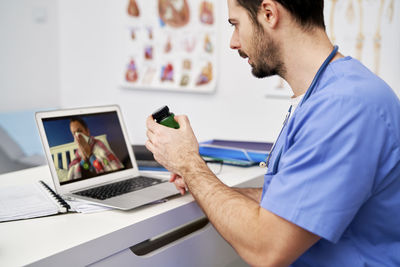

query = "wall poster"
(121, 0), (218, 93)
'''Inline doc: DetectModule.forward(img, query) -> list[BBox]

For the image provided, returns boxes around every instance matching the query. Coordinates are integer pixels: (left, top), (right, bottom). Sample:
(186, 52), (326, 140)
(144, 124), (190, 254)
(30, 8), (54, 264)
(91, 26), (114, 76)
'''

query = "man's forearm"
(181, 156), (269, 265)
(233, 187), (262, 203)
(165, 153), (319, 266)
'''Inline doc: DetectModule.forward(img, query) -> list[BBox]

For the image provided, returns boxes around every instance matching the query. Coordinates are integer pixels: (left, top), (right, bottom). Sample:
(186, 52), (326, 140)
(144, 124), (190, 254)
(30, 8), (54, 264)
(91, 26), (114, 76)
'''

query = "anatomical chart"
(267, 0), (399, 98)
(122, 0), (218, 93)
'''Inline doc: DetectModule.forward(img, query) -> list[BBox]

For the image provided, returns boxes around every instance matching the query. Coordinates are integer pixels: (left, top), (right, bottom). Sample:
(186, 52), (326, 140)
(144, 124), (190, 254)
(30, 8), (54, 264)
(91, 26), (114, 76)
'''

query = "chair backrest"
(0, 125), (34, 174)
(0, 125), (25, 161)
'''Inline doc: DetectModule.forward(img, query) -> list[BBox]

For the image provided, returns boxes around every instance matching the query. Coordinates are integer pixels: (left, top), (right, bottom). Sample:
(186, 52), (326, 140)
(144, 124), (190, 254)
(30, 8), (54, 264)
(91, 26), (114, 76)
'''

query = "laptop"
(35, 105), (178, 210)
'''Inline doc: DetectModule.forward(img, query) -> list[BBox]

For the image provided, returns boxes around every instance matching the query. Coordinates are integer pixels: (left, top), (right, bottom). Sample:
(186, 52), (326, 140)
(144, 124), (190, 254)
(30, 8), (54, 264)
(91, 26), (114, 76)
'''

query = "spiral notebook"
(0, 181), (71, 222)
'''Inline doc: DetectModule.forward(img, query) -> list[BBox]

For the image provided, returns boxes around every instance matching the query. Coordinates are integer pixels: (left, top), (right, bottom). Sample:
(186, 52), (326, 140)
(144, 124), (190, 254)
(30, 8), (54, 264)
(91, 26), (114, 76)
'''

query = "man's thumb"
(174, 115), (190, 128)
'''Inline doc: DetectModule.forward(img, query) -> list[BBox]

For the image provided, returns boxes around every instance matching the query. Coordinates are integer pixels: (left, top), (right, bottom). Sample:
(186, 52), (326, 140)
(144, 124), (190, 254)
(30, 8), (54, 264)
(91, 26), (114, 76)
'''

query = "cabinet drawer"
(89, 217), (246, 267)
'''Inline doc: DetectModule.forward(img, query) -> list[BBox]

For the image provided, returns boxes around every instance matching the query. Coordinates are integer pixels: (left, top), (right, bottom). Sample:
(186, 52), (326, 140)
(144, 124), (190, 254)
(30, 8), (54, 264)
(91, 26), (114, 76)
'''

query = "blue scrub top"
(260, 57), (400, 266)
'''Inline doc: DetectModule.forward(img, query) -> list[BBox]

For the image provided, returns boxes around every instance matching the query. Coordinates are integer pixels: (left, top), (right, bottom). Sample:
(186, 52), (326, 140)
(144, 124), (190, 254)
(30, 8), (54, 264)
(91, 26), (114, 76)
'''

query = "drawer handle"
(130, 216), (209, 256)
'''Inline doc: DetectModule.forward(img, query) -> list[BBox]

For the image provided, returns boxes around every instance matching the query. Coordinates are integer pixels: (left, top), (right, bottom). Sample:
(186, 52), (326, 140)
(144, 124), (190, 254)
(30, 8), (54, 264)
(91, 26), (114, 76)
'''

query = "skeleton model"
(355, 0), (364, 61)
(374, 0), (385, 75)
(329, 0), (338, 44)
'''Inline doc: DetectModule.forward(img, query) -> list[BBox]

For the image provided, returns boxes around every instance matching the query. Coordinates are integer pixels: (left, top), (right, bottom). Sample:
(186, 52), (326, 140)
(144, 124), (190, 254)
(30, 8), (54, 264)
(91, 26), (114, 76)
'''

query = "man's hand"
(170, 173), (187, 195)
(145, 115), (200, 177)
(75, 134), (92, 161)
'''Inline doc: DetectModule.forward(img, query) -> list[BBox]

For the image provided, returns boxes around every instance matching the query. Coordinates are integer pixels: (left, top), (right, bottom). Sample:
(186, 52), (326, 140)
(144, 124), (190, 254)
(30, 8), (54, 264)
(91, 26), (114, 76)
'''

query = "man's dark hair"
(236, 0), (325, 30)
(70, 116), (88, 130)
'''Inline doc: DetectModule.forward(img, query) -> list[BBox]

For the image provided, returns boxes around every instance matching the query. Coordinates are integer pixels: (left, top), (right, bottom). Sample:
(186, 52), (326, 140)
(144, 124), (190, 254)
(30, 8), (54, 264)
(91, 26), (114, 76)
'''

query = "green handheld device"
(152, 106), (180, 129)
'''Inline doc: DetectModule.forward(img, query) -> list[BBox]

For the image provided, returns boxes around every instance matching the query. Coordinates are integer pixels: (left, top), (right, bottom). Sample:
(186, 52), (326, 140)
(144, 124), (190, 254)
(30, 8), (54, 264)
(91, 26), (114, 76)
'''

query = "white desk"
(0, 164), (265, 266)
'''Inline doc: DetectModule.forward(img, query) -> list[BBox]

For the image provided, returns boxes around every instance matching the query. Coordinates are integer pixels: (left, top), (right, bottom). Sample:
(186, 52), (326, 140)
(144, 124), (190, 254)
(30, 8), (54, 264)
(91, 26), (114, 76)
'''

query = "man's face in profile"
(228, 0), (284, 79)
(70, 121), (90, 138)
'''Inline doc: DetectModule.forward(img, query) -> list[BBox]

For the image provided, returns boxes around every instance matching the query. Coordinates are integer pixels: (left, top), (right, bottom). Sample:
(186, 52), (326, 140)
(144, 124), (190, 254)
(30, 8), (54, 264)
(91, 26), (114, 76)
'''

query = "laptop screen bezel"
(35, 105), (140, 195)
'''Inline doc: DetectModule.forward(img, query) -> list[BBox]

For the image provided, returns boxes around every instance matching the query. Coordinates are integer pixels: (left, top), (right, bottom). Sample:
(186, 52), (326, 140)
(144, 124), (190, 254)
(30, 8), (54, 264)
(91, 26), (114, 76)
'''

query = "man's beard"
(239, 27), (284, 79)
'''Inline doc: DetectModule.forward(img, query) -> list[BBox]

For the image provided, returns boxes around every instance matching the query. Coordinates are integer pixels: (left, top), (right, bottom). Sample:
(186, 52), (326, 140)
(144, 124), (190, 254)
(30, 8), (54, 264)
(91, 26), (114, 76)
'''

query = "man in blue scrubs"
(146, 0), (400, 266)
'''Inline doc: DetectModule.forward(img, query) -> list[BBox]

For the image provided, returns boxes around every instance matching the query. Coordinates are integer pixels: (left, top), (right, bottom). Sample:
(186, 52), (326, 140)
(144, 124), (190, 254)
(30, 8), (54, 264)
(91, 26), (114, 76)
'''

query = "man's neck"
(279, 28), (344, 97)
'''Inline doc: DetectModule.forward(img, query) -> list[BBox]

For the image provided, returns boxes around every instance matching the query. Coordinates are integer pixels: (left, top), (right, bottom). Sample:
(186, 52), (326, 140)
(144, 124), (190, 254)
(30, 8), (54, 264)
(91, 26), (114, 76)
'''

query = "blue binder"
(199, 140), (272, 166)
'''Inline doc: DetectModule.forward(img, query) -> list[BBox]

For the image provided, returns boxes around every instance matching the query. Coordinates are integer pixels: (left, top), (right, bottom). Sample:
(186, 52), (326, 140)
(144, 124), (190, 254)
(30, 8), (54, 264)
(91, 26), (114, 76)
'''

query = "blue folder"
(199, 140), (272, 166)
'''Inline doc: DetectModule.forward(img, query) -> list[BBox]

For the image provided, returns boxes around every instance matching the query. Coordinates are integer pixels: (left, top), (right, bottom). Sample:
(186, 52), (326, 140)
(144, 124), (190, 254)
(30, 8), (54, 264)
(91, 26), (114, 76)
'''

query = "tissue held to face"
(75, 131), (90, 143)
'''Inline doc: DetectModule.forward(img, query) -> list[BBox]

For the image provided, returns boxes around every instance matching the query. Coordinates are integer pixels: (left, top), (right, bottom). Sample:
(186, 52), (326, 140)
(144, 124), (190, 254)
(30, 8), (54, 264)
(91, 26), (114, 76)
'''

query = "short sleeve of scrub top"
(260, 85), (395, 243)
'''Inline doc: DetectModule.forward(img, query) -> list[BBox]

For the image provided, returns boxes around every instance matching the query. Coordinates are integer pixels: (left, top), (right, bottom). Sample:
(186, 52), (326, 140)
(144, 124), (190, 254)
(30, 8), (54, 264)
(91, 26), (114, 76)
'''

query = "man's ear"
(259, 0), (279, 29)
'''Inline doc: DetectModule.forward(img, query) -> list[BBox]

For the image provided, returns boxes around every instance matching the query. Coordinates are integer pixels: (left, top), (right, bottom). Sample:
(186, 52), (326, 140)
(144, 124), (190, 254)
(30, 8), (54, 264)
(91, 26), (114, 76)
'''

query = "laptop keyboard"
(75, 176), (164, 200)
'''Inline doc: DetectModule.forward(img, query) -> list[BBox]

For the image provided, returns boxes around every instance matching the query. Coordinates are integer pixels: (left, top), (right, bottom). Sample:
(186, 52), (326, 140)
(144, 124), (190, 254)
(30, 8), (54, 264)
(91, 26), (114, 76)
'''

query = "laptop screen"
(42, 111), (133, 185)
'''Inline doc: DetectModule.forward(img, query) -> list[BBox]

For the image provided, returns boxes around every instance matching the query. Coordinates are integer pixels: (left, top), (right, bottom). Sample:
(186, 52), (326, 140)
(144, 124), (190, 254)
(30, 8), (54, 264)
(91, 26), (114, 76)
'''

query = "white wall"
(0, 0), (59, 112)
(58, 0), (288, 145)
(2, 0), (398, 146)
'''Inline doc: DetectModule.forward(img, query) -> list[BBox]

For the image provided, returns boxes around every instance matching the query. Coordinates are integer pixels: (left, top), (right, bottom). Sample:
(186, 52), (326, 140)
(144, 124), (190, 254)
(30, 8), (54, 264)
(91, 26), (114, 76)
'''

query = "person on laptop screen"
(68, 117), (123, 180)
